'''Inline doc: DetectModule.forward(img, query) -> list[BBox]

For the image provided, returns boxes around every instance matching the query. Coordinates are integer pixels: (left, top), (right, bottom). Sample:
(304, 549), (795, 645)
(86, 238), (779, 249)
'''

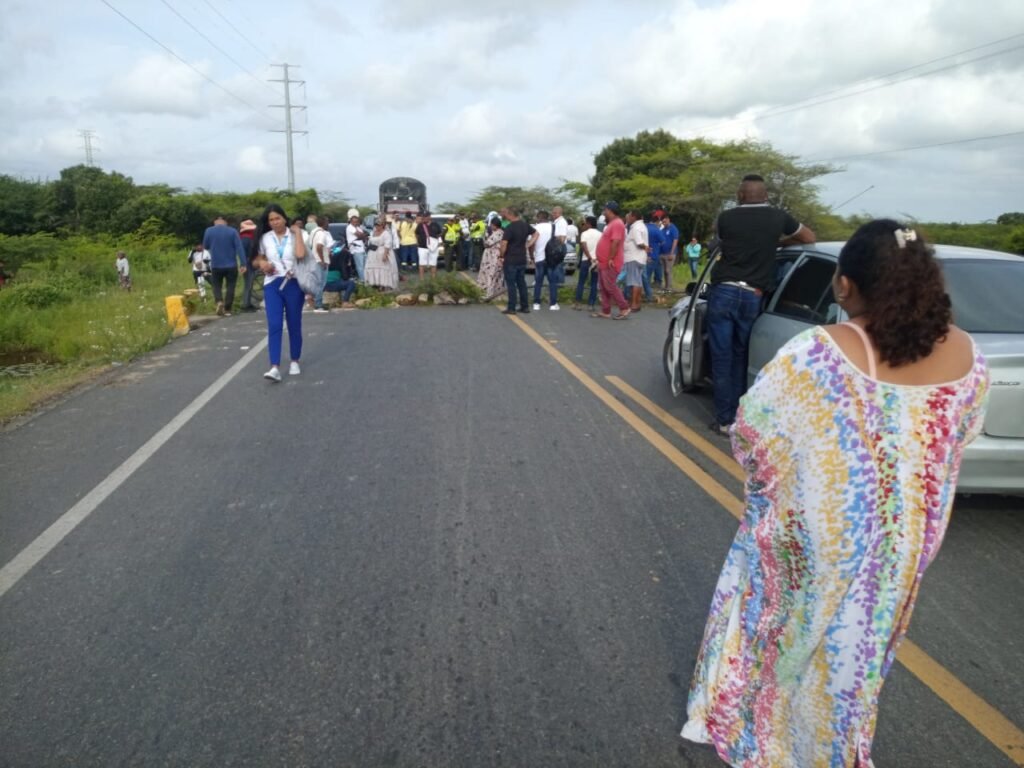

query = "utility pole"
(78, 129), (98, 167)
(268, 63), (307, 192)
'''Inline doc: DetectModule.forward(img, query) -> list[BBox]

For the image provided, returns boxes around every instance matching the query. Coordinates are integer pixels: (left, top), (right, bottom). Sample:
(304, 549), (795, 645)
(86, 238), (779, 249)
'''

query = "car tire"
(663, 327), (675, 384)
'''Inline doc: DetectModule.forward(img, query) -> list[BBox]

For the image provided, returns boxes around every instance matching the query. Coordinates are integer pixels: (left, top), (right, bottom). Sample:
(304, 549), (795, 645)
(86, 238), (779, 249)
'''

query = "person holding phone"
(253, 203), (307, 382)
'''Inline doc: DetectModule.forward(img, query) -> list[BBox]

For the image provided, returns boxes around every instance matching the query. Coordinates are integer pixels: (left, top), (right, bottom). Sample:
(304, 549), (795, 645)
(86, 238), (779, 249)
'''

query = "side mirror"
(685, 281), (698, 296)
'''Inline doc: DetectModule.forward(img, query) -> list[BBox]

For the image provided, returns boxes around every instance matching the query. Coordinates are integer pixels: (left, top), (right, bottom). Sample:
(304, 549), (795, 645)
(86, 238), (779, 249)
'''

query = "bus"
(379, 177), (428, 217)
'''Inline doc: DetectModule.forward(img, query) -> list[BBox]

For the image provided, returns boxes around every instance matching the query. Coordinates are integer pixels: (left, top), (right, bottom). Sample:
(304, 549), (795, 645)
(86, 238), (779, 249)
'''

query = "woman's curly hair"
(838, 219), (952, 367)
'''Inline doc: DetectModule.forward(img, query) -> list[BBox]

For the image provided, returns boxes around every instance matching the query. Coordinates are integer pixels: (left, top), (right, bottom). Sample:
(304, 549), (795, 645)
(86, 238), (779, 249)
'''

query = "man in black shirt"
(499, 207), (534, 315)
(707, 174), (815, 435)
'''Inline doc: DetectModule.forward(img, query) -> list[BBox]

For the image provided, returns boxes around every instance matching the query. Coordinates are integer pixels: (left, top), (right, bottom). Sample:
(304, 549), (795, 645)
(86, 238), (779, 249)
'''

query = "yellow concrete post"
(164, 295), (190, 338)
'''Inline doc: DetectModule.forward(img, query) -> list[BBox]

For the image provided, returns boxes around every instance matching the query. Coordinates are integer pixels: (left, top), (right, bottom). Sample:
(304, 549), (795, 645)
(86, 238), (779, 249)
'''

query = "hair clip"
(894, 228), (917, 249)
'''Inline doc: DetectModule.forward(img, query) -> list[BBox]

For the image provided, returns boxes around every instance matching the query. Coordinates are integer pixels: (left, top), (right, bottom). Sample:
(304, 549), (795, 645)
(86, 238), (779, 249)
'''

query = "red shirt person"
(593, 201), (631, 319)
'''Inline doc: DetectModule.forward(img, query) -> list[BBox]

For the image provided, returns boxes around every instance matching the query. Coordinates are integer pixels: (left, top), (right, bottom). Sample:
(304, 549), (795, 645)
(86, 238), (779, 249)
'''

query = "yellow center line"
(605, 376), (745, 482)
(506, 313), (1024, 766)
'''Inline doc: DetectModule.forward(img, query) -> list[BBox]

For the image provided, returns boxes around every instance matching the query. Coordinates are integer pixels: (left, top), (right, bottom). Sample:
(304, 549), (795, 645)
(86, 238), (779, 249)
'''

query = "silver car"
(663, 243), (1024, 494)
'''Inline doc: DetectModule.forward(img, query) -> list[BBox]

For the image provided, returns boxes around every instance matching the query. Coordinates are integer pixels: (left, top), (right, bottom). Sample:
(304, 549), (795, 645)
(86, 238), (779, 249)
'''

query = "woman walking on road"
(682, 220), (989, 768)
(365, 218), (398, 291)
(476, 216), (506, 301)
(253, 204), (307, 382)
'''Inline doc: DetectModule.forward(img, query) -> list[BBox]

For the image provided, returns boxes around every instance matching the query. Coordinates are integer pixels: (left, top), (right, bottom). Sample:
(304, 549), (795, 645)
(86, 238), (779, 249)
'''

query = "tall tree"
(590, 130), (836, 238)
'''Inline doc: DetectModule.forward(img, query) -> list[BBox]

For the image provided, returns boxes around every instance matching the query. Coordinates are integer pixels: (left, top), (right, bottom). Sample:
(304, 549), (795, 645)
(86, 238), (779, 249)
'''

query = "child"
(115, 251), (131, 291)
(187, 243), (211, 299)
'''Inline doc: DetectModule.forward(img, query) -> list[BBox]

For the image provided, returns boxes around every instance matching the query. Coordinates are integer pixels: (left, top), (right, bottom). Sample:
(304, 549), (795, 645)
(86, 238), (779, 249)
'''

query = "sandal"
(614, 309), (631, 320)
(591, 312), (612, 319)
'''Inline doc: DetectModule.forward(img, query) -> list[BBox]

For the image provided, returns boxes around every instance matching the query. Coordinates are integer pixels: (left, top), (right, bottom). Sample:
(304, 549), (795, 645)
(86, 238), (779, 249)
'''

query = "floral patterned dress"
(682, 327), (989, 768)
(476, 228), (506, 300)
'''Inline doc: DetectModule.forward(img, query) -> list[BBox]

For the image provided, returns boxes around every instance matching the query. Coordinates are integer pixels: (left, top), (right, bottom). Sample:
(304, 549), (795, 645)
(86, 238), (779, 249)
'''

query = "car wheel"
(663, 327), (675, 383)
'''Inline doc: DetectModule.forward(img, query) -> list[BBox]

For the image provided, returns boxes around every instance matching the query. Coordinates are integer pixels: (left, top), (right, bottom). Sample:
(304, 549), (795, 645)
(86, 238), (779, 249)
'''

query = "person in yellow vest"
(443, 217), (462, 272)
(469, 212), (487, 271)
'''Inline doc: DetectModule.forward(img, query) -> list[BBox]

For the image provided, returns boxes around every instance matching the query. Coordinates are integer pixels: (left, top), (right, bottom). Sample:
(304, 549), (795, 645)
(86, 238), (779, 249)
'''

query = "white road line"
(0, 338), (269, 600)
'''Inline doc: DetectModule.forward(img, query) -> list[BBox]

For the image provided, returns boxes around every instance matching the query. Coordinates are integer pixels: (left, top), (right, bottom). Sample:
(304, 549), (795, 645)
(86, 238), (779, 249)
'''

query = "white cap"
(347, 208), (360, 220)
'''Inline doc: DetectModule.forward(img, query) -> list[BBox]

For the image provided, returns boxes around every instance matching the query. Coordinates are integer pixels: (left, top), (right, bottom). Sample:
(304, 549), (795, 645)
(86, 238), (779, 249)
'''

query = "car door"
(747, 252), (840, 385)
(677, 249), (718, 391)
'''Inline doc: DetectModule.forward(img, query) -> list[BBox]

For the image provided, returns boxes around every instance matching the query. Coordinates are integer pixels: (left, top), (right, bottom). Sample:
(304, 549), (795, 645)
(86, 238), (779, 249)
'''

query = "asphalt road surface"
(1, 302), (1022, 767)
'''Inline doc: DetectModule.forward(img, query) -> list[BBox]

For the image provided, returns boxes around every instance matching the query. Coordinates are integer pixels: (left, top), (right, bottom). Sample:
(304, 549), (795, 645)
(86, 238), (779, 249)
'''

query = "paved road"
(1, 304), (1021, 767)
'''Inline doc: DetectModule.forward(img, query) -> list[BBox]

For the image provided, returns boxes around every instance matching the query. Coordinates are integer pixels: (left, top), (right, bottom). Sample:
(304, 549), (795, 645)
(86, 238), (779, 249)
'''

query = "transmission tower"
(268, 64), (307, 192)
(78, 129), (98, 167)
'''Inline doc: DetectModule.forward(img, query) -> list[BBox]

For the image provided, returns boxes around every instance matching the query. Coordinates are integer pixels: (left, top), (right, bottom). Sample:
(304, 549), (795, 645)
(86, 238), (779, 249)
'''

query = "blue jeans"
(504, 264), (528, 312)
(352, 250), (366, 281)
(533, 261), (560, 306)
(325, 278), (356, 302)
(707, 283), (763, 426)
(312, 265), (328, 308)
(574, 260), (599, 306)
(399, 244), (418, 267)
(642, 263), (653, 301)
(646, 257), (664, 286)
(689, 258), (700, 278)
(264, 278), (305, 366)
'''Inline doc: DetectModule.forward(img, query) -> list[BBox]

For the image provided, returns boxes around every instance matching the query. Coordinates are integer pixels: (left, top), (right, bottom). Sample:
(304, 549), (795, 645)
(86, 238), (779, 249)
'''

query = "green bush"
(0, 281), (70, 309)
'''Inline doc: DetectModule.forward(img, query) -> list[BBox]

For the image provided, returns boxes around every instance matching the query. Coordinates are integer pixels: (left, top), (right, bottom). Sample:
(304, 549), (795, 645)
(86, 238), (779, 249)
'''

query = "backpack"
(544, 220), (566, 267)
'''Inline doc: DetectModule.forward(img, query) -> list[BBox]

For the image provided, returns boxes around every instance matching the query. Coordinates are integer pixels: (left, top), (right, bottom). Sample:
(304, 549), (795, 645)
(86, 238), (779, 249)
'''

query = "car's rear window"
(943, 259), (1024, 334)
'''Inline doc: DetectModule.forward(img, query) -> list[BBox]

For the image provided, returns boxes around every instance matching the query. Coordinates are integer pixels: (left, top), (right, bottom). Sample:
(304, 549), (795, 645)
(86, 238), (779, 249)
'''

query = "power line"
(807, 130), (1024, 164)
(688, 32), (1024, 137)
(98, 0), (277, 128)
(200, 0), (270, 63)
(158, 0), (275, 95)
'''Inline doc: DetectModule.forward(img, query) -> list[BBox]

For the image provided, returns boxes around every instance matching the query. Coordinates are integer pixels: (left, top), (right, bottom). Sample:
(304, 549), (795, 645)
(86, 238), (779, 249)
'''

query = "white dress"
(365, 230), (398, 290)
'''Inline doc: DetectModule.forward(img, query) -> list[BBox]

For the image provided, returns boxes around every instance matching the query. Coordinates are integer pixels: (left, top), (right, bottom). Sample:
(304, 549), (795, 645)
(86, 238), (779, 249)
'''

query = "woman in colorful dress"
(682, 219), (989, 768)
(475, 216), (506, 301)
(365, 218), (398, 291)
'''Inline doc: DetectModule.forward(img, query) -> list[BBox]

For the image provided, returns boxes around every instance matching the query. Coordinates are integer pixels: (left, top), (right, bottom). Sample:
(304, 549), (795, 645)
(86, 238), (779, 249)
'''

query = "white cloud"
(101, 54), (208, 117)
(237, 146), (271, 173)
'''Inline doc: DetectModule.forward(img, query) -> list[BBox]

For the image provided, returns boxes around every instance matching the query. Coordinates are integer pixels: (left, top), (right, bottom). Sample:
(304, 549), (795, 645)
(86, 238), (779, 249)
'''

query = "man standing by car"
(202, 215), (247, 316)
(707, 173), (815, 436)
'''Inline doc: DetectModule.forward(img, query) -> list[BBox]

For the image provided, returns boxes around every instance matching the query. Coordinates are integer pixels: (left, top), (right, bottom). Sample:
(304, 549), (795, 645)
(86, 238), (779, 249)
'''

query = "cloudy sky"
(2, 0), (1023, 221)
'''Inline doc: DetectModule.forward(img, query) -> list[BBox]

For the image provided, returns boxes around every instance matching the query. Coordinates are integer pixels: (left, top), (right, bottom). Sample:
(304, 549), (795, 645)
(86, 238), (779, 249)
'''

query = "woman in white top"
(365, 219), (398, 291)
(253, 204), (308, 382)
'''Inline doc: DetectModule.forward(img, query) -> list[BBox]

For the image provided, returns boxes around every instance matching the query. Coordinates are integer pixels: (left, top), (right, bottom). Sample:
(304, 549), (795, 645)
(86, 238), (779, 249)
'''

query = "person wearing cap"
(202, 215), (247, 316)
(706, 173), (816, 436)
(593, 202), (631, 319)
(238, 219), (260, 310)
(346, 209), (369, 282)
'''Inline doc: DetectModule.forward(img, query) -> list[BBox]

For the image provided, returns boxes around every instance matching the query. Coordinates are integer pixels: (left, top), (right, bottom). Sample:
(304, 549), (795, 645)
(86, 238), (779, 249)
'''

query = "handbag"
(293, 228), (326, 294)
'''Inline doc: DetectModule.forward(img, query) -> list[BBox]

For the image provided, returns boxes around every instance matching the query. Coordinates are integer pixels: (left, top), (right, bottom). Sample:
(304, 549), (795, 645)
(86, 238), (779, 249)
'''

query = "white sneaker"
(313, 307), (329, 314)
(289, 361), (301, 376)
(264, 367), (282, 382)
(533, 303), (541, 311)
(549, 304), (560, 311)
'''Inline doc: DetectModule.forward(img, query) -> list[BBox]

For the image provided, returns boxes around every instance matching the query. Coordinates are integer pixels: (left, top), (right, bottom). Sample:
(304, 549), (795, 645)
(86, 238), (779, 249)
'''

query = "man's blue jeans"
(504, 264), (528, 312)
(642, 262), (653, 301)
(574, 260), (599, 306)
(533, 260), (559, 306)
(707, 283), (763, 426)
(646, 257), (663, 286)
